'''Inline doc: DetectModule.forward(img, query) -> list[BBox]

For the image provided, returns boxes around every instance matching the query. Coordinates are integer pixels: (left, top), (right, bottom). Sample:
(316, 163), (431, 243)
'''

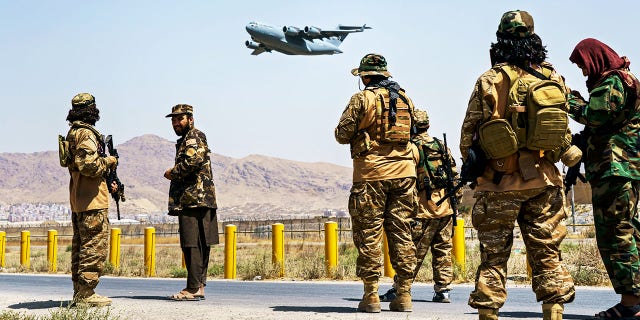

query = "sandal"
(595, 303), (640, 319)
(169, 290), (202, 301)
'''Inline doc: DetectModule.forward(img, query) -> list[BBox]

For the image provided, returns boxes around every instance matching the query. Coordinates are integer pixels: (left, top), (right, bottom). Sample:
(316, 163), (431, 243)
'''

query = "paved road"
(0, 273), (616, 319)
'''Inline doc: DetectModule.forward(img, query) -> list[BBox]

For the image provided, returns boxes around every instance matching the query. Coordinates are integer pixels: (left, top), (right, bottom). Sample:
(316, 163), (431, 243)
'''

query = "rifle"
(105, 135), (125, 220)
(564, 131), (587, 194)
(436, 142), (486, 209)
(438, 133), (460, 227)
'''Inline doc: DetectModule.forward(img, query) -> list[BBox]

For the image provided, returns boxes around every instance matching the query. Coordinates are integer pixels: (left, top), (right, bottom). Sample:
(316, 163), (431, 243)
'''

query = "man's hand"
(164, 168), (173, 180)
(110, 180), (119, 193)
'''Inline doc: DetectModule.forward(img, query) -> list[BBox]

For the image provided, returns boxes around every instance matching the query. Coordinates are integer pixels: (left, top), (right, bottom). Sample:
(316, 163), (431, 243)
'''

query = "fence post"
(144, 227), (156, 277)
(382, 230), (395, 278)
(109, 228), (121, 269)
(20, 230), (30, 269)
(47, 229), (58, 272)
(272, 223), (284, 277)
(452, 218), (466, 273)
(0, 231), (5, 268)
(224, 224), (237, 279)
(324, 221), (338, 277)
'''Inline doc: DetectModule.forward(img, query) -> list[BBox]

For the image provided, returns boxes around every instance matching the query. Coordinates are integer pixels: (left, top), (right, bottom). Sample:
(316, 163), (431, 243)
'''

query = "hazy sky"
(2, 1), (639, 167)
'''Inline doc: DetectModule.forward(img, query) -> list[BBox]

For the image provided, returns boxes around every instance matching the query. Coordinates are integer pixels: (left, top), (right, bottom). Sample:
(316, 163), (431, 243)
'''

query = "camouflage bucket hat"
(414, 108), (429, 129)
(351, 53), (392, 77)
(165, 104), (193, 117)
(497, 10), (534, 38)
(71, 93), (96, 108)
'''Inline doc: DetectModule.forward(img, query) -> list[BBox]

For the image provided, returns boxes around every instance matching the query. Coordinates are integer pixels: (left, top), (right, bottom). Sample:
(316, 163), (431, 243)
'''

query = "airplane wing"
(251, 47), (267, 55)
(298, 25), (371, 39)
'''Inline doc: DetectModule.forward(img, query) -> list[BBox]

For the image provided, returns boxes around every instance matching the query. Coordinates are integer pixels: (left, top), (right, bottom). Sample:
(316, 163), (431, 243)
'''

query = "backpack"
(413, 136), (449, 192)
(479, 64), (569, 159)
(58, 122), (104, 167)
(367, 87), (412, 144)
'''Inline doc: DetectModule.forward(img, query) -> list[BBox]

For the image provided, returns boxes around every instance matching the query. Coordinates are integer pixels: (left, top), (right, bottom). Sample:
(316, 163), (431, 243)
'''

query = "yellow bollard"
(0, 231), (5, 268)
(382, 231), (395, 278)
(20, 230), (30, 269)
(144, 227), (156, 277)
(526, 252), (532, 279)
(224, 224), (237, 279)
(181, 252), (186, 269)
(109, 228), (121, 269)
(272, 223), (284, 277)
(47, 230), (58, 273)
(452, 218), (466, 273)
(324, 221), (338, 277)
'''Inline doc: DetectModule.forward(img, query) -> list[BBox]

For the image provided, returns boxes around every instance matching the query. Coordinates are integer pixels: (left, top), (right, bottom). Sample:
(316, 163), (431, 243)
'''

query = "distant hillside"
(0, 134), (352, 219)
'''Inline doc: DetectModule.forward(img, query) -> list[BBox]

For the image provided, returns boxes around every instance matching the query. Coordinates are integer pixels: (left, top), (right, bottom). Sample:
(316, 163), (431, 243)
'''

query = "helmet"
(414, 108), (429, 129)
(351, 53), (392, 77)
(497, 10), (534, 38)
(71, 93), (96, 108)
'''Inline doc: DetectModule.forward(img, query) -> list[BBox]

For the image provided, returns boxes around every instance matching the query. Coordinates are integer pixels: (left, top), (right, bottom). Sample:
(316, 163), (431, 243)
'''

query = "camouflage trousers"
(71, 208), (110, 296)
(591, 176), (640, 296)
(349, 177), (417, 281)
(411, 215), (453, 292)
(468, 186), (575, 310)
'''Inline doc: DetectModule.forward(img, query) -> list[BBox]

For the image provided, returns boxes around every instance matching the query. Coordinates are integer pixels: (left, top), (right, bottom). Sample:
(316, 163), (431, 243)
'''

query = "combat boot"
(75, 293), (112, 307)
(542, 303), (563, 320)
(389, 277), (412, 312)
(357, 279), (381, 313)
(478, 308), (499, 320)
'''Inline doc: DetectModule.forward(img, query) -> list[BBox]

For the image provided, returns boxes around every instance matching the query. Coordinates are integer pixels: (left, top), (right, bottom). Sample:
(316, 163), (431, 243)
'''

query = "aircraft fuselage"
(246, 22), (342, 55)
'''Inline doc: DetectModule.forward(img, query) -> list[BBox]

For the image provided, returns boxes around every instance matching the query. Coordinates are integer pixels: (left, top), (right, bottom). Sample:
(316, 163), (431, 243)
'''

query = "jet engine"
(283, 26), (301, 36)
(245, 40), (260, 49)
(303, 26), (322, 37)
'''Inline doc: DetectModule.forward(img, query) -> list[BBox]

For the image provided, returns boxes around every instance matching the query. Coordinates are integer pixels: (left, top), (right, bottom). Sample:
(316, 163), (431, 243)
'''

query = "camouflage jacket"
(167, 127), (217, 214)
(335, 87), (418, 182)
(411, 132), (461, 219)
(569, 72), (640, 181)
(66, 121), (110, 212)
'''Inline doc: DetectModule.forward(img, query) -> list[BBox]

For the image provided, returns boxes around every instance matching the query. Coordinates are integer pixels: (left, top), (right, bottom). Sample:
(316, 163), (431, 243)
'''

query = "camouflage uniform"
(568, 39), (640, 297)
(65, 93), (117, 304)
(336, 53), (417, 312)
(460, 11), (575, 315)
(166, 104), (219, 292)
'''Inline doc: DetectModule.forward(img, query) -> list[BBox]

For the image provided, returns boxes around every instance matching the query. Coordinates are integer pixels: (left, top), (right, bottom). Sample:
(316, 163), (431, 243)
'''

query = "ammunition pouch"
(479, 119), (518, 159)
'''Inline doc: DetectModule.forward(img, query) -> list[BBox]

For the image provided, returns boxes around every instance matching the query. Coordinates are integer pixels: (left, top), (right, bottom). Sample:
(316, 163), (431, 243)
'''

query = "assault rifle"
(438, 133), (459, 227)
(564, 131), (587, 194)
(436, 142), (486, 210)
(105, 135), (125, 220)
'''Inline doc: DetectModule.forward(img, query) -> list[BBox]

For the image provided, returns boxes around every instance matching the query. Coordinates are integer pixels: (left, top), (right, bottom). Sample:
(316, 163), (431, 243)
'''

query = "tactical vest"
(365, 87), (412, 145)
(413, 137), (449, 192)
(479, 64), (569, 159)
(59, 122), (105, 168)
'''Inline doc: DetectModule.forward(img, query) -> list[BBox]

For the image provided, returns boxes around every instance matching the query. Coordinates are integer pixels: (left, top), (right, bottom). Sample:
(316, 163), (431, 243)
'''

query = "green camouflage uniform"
(166, 104), (219, 291)
(569, 72), (640, 296)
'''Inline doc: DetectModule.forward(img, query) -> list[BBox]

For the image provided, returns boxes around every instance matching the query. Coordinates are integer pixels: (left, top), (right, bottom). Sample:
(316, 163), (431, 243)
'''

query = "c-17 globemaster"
(245, 21), (371, 56)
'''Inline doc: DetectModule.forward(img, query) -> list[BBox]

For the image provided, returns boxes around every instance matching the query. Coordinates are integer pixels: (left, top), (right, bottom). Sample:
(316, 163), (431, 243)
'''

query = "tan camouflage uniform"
(460, 11), (575, 315)
(166, 104), (219, 292)
(336, 53), (418, 312)
(66, 93), (117, 302)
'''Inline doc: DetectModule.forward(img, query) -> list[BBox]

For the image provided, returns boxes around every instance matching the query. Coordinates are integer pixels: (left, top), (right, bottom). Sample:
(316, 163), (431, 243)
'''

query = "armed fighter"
(245, 22), (371, 56)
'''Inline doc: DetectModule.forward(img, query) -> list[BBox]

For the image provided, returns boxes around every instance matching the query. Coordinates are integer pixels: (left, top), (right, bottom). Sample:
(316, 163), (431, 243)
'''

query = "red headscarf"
(569, 38), (631, 90)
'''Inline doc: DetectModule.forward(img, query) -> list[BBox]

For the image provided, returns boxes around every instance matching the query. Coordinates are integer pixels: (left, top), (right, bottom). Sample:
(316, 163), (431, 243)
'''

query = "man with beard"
(335, 53), (418, 313)
(460, 11), (575, 320)
(164, 104), (219, 301)
(64, 93), (118, 306)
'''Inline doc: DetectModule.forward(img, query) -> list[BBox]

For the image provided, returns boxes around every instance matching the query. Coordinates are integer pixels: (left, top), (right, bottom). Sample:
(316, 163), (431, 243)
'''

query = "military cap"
(414, 108), (429, 129)
(351, 53), (392, 78)
(165, 104), (193, 117)
(497, 10), (534, 38)
(71, 93), (96, 108)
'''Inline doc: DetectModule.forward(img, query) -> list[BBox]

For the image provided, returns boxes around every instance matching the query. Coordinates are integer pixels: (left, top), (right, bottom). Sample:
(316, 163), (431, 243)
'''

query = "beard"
(173, 122), (192, 136)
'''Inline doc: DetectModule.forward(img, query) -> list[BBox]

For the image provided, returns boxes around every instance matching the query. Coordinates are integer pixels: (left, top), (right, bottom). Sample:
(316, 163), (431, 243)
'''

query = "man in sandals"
(164, 104), (219, 301)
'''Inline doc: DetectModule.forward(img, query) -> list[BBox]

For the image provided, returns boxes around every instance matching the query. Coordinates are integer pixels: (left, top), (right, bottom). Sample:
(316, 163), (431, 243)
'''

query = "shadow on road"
(9, 300), (72, 310)
(110, 295), (173, 300)
(271, 306), (354, 313)
(500, 311), (594, 320)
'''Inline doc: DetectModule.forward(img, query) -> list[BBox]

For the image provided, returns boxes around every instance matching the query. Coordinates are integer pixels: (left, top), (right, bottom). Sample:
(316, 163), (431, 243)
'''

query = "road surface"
(0, 273), (617, 319)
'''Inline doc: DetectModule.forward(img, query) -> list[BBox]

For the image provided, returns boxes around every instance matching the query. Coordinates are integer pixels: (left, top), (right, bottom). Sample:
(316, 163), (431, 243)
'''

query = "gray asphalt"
(0, 273), (618, 320)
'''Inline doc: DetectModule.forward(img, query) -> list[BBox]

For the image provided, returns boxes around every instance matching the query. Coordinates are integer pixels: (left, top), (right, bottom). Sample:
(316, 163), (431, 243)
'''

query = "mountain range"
(0, 134), (352, 219)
